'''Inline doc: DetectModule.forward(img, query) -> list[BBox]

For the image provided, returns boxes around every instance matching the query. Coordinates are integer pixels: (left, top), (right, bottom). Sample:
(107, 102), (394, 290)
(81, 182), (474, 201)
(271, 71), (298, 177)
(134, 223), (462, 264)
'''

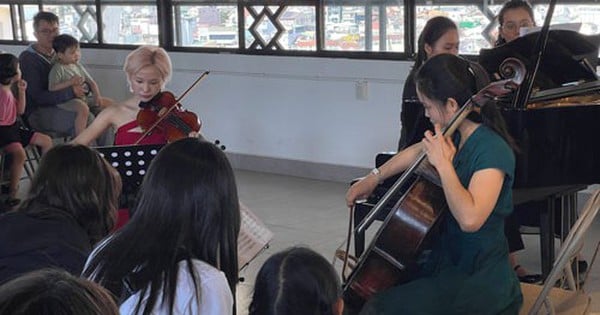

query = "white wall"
(1, 44), (412, 178)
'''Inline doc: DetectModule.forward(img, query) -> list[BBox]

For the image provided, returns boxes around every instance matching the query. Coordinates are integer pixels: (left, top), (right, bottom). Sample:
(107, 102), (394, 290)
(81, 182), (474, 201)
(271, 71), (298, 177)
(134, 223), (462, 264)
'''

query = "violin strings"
(165, 114), (192, 134)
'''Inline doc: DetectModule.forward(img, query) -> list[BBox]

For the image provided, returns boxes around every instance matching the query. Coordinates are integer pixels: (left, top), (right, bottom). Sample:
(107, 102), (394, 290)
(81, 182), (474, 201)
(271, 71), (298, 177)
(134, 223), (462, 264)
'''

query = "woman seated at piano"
(346, 54), (522, 314)
(496, 0), (535, 46)
(84, 138), (240, 314)
(72, 45), (192, 146)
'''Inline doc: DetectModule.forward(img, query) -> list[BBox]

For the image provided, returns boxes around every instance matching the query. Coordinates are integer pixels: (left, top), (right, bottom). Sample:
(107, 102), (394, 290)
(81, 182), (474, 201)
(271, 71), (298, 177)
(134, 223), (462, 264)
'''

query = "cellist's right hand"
(345, 174), (379, 208)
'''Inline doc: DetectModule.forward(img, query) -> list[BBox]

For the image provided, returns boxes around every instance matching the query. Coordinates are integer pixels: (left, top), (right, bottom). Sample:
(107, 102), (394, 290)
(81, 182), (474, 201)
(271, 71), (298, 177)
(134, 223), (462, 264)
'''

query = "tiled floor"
(234, 169), (600, 315)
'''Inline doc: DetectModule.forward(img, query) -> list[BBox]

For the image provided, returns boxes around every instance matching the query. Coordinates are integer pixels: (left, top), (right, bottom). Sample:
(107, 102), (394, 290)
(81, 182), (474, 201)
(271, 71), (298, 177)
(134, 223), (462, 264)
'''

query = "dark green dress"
(361, 125), (522, 315)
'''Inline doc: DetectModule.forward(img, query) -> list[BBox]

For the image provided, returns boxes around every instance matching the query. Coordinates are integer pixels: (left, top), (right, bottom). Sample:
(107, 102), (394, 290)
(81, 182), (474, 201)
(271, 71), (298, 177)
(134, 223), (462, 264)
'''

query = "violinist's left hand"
(422, 123), (455, 171)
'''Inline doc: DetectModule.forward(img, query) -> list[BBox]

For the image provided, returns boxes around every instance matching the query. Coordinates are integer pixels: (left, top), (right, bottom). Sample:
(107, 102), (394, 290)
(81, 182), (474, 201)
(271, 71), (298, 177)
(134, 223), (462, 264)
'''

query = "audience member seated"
(0, 268), (118, 315)
(19, 11), (110, 144)
(249, 247), (343, 315)
(0, 53), (52, 209)
(0, 144), (121, 284)
(84, 138), (239, 314)
(49, 34), (113, 136)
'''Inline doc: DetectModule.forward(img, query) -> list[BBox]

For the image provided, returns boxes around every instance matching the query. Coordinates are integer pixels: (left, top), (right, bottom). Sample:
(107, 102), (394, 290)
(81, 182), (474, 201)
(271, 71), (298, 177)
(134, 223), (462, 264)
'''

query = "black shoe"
(4, 198), (20, 208)
(519, 274), (543, 284)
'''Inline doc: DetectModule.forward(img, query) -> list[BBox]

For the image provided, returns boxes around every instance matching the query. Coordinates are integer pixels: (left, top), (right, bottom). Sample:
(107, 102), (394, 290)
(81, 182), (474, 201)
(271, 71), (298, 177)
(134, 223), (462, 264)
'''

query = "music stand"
(95, 144), (165, 207)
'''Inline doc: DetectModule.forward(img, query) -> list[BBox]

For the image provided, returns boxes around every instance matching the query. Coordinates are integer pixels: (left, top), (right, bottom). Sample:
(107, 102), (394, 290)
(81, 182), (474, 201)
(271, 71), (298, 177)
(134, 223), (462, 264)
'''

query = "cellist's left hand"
(422, 123), (456, 171)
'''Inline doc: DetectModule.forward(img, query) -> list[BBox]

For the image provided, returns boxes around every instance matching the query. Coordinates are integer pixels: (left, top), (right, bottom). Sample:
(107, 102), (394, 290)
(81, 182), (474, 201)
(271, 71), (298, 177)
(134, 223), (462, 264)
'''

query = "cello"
(343, 58), (526, 311)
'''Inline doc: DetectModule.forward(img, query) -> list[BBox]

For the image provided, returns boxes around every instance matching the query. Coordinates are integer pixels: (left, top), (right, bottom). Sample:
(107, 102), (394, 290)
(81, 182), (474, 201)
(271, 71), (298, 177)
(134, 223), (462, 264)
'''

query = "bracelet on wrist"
(370, 168), (384, 184)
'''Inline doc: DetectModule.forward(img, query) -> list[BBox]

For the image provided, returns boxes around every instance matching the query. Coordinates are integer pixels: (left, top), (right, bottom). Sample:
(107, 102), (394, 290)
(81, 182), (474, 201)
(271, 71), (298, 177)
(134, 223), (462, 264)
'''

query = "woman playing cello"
(346, 54), (522, 314)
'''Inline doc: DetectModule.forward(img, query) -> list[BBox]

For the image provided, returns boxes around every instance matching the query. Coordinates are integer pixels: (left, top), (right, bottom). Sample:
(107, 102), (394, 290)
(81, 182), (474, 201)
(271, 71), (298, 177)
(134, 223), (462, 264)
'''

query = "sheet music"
(238, 203), (273, 270)
(520, 23), (582, 36)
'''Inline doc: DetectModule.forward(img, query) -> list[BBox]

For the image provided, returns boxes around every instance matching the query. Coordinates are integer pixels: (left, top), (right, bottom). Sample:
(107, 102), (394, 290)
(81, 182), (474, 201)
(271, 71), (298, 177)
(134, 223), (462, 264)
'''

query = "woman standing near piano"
(397, 16), (459, 150)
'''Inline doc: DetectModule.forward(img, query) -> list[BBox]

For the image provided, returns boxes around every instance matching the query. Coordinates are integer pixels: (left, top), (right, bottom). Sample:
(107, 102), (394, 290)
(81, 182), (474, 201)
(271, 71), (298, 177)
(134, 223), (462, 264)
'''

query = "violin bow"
(134, 71), (210, 145)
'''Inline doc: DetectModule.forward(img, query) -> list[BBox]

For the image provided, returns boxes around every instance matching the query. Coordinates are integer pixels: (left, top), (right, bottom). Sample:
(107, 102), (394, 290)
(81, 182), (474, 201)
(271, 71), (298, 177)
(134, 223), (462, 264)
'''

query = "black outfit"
(0, 203), (91, 284)
(0, 121), (35, 148)
(398, 69), (433, 151)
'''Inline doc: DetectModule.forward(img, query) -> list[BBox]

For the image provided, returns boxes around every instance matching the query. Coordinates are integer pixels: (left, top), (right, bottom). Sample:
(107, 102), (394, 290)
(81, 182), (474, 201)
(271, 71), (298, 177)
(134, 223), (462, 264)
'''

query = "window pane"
(415, 4), (492, 55)
(174, 5), (238, 48)
(286, 7), (316, 51)
(43, 0), (94, 3)
(0, 5), (14, 40)
(323, 3), (404, 52)
(43, 4), (98, 43)
(244, 5), (316, 51)
(534, 4), (600, 35)
(102, 5), (158, 45)
(23, 5), (41, 42)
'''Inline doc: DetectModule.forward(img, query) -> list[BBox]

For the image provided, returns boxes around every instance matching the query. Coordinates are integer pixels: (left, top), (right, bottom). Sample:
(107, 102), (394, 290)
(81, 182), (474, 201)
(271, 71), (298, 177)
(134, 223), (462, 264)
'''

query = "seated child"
(48, 34), (111, 136)
(0, 53), (52, 208)
(249, 247), (344, 315)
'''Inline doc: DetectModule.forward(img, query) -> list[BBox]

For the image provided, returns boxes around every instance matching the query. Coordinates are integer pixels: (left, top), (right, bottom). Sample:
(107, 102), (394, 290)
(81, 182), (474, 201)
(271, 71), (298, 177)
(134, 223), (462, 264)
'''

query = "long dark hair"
(249, 247), (341, 315)
(414, 16), (458, 69)
(496, 0), (535, 46)
(415, 54), (517, 150)
(18, 144), (120, 245)
(83, 138), (240, 315)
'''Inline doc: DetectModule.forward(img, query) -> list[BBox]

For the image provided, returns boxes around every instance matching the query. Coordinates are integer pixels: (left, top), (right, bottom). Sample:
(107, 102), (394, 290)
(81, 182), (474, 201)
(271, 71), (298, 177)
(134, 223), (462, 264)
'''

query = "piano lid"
(479, 30), (600, 91)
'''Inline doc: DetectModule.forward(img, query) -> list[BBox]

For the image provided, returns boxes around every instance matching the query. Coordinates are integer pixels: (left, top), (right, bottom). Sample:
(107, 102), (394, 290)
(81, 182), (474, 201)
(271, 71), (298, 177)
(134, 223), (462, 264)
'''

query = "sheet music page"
(238, 203), (274, 270)
(519, 22), (582, 36)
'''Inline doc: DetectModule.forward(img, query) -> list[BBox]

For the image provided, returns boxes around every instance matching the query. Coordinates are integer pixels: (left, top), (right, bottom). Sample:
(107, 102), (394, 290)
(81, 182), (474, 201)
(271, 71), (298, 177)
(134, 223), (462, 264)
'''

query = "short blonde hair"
(123, 46), (172, 88)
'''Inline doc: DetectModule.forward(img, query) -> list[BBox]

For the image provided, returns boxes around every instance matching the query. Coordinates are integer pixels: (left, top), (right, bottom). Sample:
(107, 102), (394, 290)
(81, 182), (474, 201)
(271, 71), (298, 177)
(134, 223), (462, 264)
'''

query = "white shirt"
(119, 259), (233, 315)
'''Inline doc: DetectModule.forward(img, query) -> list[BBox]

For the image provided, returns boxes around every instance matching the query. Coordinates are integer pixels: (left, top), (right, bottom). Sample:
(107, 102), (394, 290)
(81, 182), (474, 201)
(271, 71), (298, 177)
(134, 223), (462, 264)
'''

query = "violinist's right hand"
(345, 174), (379, 208)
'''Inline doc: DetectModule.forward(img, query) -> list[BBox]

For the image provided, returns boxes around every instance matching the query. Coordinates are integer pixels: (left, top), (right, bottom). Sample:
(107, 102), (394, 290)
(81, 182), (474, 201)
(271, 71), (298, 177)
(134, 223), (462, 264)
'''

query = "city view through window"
(0, 2), (599, 57)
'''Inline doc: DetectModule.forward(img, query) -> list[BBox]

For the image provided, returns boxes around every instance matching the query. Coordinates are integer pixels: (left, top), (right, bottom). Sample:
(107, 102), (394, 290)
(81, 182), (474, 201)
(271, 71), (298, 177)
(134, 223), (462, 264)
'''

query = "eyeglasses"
(36, 28), (59, 36)
(502, 21), (534, 32)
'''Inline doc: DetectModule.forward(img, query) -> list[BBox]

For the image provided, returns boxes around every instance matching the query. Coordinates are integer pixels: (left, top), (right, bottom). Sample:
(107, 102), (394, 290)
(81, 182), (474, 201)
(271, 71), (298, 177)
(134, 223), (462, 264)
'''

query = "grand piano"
(478, 28), (600, 277)
(480, 29), (600, 188)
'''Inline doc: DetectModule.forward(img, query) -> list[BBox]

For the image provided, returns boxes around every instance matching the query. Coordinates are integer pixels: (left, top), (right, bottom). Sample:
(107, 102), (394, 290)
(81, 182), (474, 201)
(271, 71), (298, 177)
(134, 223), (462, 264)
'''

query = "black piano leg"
(539, 197), (556, 280)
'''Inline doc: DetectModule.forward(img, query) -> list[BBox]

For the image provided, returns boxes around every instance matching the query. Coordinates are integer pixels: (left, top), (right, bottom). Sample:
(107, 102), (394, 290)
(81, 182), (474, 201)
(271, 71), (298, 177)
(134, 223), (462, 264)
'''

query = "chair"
(352, 152), (399, 257)
(519, 189), (600, 315)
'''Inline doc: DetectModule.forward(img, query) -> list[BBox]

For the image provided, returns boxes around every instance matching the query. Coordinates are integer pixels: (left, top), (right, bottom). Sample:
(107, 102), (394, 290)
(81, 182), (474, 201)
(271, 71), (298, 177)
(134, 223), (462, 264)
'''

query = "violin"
(134, 71), (209, 144)
(136, 91), (201, 143)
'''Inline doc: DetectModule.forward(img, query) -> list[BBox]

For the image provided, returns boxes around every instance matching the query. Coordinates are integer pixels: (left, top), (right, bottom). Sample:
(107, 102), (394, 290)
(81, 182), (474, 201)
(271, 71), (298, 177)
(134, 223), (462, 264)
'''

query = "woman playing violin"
(346, 54), (522, 314)
(73, 46), (185, 146)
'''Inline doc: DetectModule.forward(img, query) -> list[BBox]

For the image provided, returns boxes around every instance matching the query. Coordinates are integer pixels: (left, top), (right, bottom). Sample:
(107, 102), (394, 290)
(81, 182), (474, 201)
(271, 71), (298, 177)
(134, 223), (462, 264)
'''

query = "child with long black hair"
(84, 138), (240, 314)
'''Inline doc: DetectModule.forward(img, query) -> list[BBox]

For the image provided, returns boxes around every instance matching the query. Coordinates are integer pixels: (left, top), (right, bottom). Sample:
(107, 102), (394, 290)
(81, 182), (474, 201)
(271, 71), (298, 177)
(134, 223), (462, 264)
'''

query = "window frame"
(0, 0), (597, 61)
